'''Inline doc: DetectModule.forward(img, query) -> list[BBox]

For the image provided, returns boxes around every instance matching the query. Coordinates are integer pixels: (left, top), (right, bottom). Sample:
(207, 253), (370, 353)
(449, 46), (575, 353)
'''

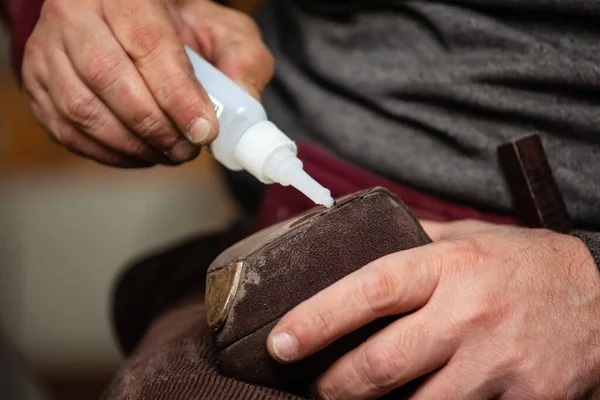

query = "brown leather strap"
(498, 133), (572, 233)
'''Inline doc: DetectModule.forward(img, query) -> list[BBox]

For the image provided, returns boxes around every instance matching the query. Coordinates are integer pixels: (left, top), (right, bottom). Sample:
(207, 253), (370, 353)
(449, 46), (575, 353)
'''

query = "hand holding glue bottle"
(184, 47), (334, 209)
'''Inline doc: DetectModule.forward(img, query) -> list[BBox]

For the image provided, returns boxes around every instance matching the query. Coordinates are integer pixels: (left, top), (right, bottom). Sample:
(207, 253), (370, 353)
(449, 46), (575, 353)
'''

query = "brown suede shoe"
(206, 187), (431, 393)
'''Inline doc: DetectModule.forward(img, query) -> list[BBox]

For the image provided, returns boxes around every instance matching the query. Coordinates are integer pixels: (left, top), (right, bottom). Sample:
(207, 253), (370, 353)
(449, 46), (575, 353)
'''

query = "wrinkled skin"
(269, 220), (600, 400)
(22, 0), (273, 167)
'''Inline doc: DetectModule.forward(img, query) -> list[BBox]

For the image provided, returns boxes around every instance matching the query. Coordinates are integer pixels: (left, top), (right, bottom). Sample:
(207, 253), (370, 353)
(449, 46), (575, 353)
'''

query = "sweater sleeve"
(0, 0), (45, 81)
(572, 230), (600, 269)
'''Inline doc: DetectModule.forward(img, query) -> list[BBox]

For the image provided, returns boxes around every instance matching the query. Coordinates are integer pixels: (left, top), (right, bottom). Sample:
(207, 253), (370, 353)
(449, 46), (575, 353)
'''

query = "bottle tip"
(321, 194), (335, 208)
(284, 166), (335, 208)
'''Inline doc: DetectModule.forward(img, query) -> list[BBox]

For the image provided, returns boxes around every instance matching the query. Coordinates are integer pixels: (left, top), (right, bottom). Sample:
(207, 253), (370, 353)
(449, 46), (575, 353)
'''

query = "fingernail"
(186, 117), (212, 144)
(168, 141), (199, 162)
(269, 332), (298, 362)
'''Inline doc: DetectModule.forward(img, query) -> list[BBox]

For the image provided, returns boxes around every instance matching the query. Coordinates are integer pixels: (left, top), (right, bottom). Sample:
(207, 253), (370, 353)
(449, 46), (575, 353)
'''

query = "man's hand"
(21, 0), (273, 167)
(267, 220), (600, 399)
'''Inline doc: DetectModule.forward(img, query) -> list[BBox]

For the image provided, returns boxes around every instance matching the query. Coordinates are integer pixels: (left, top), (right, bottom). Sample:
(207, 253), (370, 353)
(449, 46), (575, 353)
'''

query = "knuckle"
(43, 119), (62, 143)
(21, 40), (45, 86)
(131, 112), (170, 141)
(21, 75), (38, 101)
(235, 11), (258, 30)
(27, 101), (45, 127)
(360, 269), (398, 316)
(258, 46), (275, 70)
(227, 9), (260, 34)
(154, 71), (196, 110)
(120, 135), (150, 158)
(82, 52), (123, 92)
(483, 342), (529, 378)
(263, 49), (275, 77)
(23, 36), (44, 64)
(53, 127), (79, 149)
(449, 236), (490, 267)
(501, 345), (529, 372)
(237, 44), (274, 74)
(460, 290), (512, 330)
(62, 90), (100, 127)
(64, 95), (98, 127)
(127, 25), (164, 61)
(359, 343), (405, 390)
(251, 46), (275, 76)
(40, 0), (69, 20)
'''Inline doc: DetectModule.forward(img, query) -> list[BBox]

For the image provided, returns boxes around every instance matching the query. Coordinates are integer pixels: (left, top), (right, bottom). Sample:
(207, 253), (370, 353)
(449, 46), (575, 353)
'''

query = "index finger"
(267, 244), (444, 364)
(104, 0), (219, 146)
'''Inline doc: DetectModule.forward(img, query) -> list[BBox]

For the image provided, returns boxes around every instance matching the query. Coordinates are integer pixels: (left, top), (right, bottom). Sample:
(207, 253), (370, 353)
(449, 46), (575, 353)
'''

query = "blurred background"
(0, 0), (260, 398)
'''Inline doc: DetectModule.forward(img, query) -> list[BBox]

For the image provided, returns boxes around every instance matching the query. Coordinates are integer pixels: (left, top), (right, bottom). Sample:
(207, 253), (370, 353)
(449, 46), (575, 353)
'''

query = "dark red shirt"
(1, 0), (44, 80)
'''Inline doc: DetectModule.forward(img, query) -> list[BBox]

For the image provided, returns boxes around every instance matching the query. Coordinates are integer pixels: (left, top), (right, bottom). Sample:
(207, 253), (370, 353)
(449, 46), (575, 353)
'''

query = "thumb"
(420, 219), (500, 241)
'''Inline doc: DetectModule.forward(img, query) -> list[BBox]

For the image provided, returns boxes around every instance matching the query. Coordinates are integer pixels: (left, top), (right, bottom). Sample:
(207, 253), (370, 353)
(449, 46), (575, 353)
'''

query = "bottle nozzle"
(285, 166), (335, 208)
(234, 121), (335, 208)
(263, 147), (334, 208)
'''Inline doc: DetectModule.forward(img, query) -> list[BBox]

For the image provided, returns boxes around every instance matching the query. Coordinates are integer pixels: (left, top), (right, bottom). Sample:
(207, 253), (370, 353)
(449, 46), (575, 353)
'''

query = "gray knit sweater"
(256, 0), (600, 264)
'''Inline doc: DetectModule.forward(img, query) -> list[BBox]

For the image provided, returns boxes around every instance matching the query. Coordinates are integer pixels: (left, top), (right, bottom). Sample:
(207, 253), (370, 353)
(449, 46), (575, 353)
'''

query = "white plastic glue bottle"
(184, 46), (335, 208)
